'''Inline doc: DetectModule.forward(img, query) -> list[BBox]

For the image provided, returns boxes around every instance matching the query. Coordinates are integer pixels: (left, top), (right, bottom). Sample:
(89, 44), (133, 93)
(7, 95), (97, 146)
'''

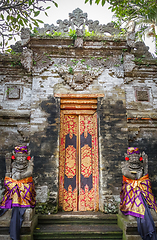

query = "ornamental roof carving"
(34, 8), (121, 36)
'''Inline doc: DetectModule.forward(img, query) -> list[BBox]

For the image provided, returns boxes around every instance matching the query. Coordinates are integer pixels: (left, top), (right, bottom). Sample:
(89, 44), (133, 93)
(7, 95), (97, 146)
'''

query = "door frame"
(56, 94), (104, 211)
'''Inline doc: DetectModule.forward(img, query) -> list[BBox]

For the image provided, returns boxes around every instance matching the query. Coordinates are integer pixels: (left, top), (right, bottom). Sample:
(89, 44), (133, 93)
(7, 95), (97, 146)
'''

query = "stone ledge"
(0, 110), (30, 118)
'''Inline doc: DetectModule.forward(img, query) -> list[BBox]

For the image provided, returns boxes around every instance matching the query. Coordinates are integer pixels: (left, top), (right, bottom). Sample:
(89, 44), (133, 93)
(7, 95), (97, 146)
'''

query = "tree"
(85, 0), (157, 55)
(0, 0), (58, 50)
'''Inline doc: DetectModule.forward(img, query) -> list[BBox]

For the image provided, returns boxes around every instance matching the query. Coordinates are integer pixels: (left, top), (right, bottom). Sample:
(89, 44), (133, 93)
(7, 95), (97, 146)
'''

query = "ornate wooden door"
(59, 112), (99, 211)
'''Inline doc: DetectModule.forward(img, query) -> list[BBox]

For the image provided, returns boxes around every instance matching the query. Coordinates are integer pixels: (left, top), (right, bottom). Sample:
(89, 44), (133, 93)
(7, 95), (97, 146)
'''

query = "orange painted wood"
(62, 110), (96, 115)
(54, 94), (104, 98)
(60, 104), (97, 110)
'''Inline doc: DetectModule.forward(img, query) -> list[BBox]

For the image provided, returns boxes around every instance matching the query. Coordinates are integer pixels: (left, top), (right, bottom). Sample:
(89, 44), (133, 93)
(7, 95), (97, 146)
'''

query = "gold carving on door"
(59, 112), (99, 211)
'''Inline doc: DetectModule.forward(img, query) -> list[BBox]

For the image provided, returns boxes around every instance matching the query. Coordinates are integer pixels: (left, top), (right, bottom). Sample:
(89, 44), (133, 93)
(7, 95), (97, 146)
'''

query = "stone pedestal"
(117, 210), (157, 240)
(0, 208), (38, 240)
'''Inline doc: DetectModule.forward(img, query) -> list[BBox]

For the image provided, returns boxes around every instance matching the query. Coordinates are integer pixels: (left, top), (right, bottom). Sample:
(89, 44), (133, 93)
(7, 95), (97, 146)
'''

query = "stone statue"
(5, 145), (34, 180)
(119, 147), (157, 240)
(0, 145), (36, 240)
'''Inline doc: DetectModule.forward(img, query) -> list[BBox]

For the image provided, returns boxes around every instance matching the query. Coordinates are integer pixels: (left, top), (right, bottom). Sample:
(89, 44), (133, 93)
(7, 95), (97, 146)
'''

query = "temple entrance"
(58, 96), (99, 211)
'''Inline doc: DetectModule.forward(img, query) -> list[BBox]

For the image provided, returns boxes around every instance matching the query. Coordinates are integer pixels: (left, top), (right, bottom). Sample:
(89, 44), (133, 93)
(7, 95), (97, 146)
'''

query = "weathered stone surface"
(36, 185), (48, 203)
(21, 48), (33, 72)
(124, 54), (136, 73)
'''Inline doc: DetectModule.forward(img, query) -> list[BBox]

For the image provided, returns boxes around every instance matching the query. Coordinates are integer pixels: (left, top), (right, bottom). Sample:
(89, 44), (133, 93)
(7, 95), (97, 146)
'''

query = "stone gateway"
(0, 8), (157, 217)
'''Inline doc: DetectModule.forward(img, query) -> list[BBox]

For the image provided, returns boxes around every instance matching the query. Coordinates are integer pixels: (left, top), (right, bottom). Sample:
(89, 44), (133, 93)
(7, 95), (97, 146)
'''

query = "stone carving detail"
(57, 63), (103, 91)
(10, 41), (23, 53)
(121, 150), (148, 180)
(136, 90), (149, 101)
(108, 67), (124, 78)
(88, 21), (120, 35)
(21, 48), (33, 72)
(17, 124), (30, 143)
(35, 8), (121, 36)
(74, 29), (83, 48)
(134, 41), (153, 59)
(123, 54), (136, 75)
(32, 51), (54, 74)
(7, 86), (20, 99)
(126, 21), (136, 48)
(21, 28), (31, 45)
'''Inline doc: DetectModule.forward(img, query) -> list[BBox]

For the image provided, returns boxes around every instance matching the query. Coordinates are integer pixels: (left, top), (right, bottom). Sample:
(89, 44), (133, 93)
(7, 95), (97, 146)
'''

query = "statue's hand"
(12, 172), (21, 180)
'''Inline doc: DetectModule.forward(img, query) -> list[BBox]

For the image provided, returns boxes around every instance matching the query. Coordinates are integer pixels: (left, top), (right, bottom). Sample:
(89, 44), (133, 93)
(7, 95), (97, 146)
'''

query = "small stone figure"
(120, 147), (157, 240)
(0, 145), (36, 240)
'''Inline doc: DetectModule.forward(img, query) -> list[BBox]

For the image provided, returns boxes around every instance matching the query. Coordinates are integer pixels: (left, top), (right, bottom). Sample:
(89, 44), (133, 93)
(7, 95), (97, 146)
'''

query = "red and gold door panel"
(59, 111), (99, 211)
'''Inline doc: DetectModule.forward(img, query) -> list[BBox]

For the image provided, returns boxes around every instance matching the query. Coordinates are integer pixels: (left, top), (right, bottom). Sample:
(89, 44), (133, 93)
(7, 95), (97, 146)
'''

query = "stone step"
(38, 213), (118, 225)
(34, 213), (122, 240)
(33, 224), (122, 239)
(0, 228), (32, 240)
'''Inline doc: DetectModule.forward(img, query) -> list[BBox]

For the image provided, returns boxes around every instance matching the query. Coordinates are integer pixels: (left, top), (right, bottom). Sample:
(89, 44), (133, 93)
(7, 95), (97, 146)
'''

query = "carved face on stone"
(14, 153), (28, 165)
(127, 154), (143, 173)
(122, 147), (146, 180)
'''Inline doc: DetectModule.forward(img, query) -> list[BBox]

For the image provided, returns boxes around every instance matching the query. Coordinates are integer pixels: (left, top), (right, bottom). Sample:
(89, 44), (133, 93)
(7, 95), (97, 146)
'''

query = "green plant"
(68, 66), (74, 74)
(33, 60), (37, 65)
(86, 64), (90, 70)
(121, 56), (124, 64)
(133, 58), (143, 64)
(71, 59), (79, 65)
(81, 59), (85, 63)
(122, 48), (128, 52)
(53, 31), (62, 37)
(114, 64), (120, 67)
(97, 57), (103, 60)
(45, 33), (54, 38)
(90, 56), (95, 60)
(84, 29), (97, 38)
(68, 29), (77, 40)
(68, 43), (74, 47)
(11, 60), (22, 67)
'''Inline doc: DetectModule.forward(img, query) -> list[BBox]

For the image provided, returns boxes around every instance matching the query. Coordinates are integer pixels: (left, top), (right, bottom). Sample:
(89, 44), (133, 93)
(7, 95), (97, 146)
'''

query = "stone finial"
(21, 48), (33, 72)
(126, 21), (136, 48)
(69, 8), (87, 28)
(10, 41), (23, 53)
(21, 28), (31, 46)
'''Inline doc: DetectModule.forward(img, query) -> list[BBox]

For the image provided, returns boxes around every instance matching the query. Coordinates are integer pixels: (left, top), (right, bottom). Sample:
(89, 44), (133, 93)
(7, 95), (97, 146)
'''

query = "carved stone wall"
(0, 9), (157, 212)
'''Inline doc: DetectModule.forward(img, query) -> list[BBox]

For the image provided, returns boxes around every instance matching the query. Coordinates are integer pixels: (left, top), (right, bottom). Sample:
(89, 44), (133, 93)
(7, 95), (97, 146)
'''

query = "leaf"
(28, 0), (32, 6)
(45, 12), (48, 16)
(19, 19), (24, 26)
(7, 15), (10, 21)
(46, 6), (51, 10)
(34, 11), (40, 17)
(85, 0), (89, 3)
(36, 19), (44, 23)
(1, 14), (4, 20)
(101, 0), (105, 6)
(53, 1), (58, 7)
(95, 0), (101, 4)
(90, 0), (93, 4)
